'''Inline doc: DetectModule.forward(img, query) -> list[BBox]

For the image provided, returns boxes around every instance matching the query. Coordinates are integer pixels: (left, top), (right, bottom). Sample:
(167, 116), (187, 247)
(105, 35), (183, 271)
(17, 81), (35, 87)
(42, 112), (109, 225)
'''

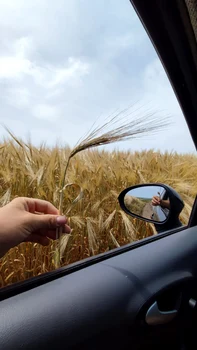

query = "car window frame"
(0, 0), (197, 297)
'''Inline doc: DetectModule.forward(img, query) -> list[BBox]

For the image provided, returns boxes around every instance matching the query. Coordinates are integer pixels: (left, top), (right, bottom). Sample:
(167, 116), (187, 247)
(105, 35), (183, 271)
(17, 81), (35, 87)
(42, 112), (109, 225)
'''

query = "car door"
(0, 0), (197, 349)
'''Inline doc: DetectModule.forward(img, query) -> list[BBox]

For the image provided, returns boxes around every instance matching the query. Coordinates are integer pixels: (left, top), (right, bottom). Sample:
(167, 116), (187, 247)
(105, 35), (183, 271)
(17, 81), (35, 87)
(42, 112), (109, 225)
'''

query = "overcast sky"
(0, 0), (195, 153)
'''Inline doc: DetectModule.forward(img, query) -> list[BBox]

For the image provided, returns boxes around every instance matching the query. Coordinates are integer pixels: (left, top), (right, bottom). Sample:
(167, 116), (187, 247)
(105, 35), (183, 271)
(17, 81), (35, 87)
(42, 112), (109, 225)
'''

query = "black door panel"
(0, 227), (197, 349)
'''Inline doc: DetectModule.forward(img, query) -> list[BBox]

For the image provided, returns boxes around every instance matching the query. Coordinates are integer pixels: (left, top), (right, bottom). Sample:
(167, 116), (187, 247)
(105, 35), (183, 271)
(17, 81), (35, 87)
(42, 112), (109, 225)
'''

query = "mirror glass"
(123, 185), (170, 222)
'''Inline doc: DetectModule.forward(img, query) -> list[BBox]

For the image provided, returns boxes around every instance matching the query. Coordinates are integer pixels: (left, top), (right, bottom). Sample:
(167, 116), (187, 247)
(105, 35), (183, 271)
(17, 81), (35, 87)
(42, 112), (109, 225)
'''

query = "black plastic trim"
(130, 0), (197, 150)
(0, 224), (186, 301)
(0, 225), (197, 349)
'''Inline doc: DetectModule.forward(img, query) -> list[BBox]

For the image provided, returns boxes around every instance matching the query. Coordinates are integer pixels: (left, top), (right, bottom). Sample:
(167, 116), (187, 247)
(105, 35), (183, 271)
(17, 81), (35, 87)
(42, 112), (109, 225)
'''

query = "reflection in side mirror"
(123, 185), (170, 223)
(118, 183), (185, 234)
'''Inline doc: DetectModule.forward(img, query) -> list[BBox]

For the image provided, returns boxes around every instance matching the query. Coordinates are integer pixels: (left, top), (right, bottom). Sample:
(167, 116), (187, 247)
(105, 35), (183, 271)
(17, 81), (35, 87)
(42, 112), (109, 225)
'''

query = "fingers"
(152, 196), (159, 201)
(152, 199), (158, 205)
(152, 196), (161, 206)
(24, 224), (70, 244)
(35, 225), (71, 240)
(27, 212), (71, 233)
(23, 198), (59, 215)
(152, 201), (160, 206)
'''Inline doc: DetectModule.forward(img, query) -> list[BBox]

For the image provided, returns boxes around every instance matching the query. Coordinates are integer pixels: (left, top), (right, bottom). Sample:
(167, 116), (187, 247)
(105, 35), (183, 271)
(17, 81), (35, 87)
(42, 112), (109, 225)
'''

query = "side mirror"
(118, 183), (184, 233)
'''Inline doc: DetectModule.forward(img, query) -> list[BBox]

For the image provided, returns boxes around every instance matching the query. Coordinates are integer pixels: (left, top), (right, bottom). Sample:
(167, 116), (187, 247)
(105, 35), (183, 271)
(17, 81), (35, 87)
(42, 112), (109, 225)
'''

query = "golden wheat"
(0, 139), (196, 287)
(56, 109), (170, 266)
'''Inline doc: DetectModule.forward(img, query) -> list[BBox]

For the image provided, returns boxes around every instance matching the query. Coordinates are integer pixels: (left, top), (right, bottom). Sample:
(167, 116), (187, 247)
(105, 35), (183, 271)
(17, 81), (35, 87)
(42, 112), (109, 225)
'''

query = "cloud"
(3, 87), (31, 109)
(46, 58), (90, 88)
(0, 55), (31, 79)
(0, 34), (90, 87)
(0, 0), (195, 153)
(32, 104), (61, 122)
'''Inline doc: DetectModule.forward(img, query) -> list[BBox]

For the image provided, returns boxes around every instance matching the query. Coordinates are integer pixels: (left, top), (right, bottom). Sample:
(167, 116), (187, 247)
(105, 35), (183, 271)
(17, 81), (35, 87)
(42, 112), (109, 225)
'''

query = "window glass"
(0, 0), (196, 288)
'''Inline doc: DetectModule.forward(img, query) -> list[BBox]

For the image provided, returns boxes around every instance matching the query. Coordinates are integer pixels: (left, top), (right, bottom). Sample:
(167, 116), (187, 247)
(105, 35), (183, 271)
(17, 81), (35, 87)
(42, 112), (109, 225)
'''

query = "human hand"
(0, 197), (71, 258)
(152, 196), (161, 206)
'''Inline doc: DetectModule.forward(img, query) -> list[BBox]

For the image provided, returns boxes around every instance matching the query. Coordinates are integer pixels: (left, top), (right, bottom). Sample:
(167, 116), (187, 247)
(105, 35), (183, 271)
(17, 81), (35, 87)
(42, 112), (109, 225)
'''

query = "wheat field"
(0, 139), (196, 287)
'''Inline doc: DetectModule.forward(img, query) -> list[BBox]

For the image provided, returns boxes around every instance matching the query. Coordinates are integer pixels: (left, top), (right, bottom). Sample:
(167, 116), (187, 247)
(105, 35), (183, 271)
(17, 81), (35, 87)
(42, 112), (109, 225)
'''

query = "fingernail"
(56, 216), (67, 225)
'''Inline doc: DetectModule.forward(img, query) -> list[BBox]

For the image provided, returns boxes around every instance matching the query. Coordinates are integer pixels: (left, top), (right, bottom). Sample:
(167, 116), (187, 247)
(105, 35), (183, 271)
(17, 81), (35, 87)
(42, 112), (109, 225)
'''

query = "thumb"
(29, 214), (68, 231)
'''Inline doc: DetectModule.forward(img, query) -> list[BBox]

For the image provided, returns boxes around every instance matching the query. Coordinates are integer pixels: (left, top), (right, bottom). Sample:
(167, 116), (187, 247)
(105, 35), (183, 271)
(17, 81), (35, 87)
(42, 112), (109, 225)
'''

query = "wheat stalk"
(1, 107), (170, 269)
(55, 108), (170, 266)
(59, 110), (169, 209)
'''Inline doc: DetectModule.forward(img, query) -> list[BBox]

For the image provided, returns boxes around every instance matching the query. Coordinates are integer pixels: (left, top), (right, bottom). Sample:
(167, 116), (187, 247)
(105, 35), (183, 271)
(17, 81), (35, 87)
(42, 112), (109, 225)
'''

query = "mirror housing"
(118, 183), (184, 233)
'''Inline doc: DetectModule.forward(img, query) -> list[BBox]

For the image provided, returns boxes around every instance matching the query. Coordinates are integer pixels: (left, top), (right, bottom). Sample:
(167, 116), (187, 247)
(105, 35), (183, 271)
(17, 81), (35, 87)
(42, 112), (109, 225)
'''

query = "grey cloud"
(0, 0), (194, 152)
